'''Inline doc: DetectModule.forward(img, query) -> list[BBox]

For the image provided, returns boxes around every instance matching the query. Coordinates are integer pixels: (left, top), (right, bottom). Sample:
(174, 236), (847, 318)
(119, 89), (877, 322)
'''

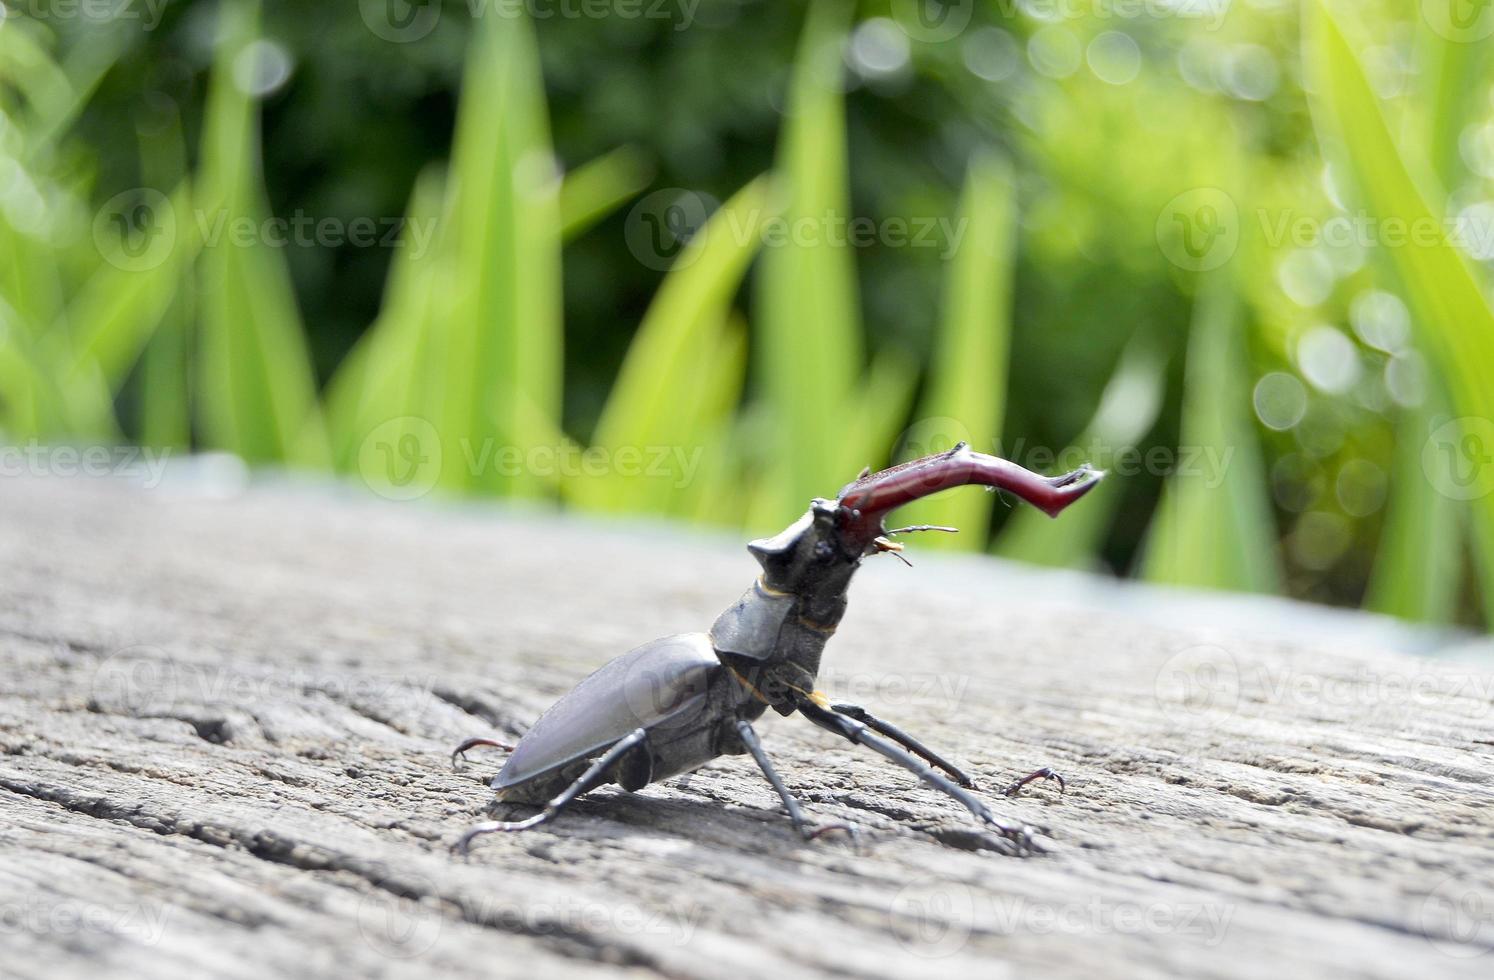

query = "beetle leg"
(797, 700), (1040, 856)
(450, 736), (515, 770)
(829, 702), (978, 789)
(1002, 766), (1066, 797)
(734, 719), (858, 843)
(452, 727), (648, 855)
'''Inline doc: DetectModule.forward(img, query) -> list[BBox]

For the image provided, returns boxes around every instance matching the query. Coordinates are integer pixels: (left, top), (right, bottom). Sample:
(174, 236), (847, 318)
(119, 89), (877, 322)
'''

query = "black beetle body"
(454, 444), (1103, 852)
(492, 633), (763, 805)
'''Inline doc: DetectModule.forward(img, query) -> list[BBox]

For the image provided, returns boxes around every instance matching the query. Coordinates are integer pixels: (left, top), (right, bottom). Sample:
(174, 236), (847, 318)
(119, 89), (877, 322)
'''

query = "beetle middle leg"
(453, 727), (648, 855)
(829, 702), (977, 788)
(797, 700), (1039, 855)
(733, 719), (857, 843)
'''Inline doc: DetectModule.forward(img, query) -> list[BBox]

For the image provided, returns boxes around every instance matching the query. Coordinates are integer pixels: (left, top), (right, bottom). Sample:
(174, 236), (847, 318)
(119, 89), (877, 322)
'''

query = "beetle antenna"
(884, 524), (959, 537)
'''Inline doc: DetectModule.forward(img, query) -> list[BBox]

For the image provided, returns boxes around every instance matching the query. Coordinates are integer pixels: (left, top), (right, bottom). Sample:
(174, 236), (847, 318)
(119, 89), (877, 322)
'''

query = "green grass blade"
(68, 182), (198, 391)
(754, 1), (861, 523)
(432, 2), (561, 496)
(136, 101), (193, 450)
(1141, 276), (1280, 593)
(1305, 0), (1494, 624)
(833, 350), (919, 490)
(673, 312), (751, 521)
(998, 341), (1166, 569)
(195, 0), (327, 467)
(893, 152), (1016, 549)
(1362, 12), (1487, 623)
(575, 177), (770, 514)
(324, 167), (445, 472)
(1365, 396), (1463, 622)
(559, 147), (653, 242)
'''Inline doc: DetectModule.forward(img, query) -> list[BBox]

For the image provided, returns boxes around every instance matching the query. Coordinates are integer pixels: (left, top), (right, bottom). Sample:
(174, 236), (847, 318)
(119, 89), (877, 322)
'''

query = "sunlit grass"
(4, 2), (1494, 630)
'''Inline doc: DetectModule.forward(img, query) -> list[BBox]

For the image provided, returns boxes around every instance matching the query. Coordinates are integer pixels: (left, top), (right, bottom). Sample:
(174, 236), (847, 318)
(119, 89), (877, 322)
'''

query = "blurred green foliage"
(3, 0), (1494, 629)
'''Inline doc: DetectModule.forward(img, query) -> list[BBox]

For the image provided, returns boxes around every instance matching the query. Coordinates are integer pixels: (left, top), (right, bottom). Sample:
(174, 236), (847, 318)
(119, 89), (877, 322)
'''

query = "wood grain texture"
(2, 473), (1493, 979)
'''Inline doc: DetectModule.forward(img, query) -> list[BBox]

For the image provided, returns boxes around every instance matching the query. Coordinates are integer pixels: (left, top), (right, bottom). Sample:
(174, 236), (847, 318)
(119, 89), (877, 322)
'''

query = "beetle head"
(747, 498), (859, 595)
(747, 443), (1105, 590)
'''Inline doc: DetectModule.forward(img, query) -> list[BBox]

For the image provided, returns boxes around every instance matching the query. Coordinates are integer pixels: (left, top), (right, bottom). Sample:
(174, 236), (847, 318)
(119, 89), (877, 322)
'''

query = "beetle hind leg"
(453, 727), (648, 855)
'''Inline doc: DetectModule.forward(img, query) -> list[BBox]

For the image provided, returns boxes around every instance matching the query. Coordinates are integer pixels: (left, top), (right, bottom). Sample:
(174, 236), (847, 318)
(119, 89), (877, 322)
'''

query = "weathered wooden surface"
(2, 472), (1493, 979)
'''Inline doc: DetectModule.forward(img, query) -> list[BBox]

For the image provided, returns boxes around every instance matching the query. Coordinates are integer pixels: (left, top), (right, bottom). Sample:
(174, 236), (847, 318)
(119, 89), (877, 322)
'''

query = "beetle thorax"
(707, 500), (863, 708)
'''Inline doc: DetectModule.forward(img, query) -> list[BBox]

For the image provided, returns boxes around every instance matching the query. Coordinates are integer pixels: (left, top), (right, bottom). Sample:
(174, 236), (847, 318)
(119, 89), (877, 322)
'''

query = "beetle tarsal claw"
(984, 819), (1044, 856)
(803, 820), (860, 843)
(450, 736), (515, 770)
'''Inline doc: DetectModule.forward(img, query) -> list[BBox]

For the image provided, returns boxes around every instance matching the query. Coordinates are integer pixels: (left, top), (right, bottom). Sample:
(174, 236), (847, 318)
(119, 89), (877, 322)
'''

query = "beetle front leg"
(733, 719), (858, 843)
(829, 702), (977, 788)
(797, 700), (1040, 855)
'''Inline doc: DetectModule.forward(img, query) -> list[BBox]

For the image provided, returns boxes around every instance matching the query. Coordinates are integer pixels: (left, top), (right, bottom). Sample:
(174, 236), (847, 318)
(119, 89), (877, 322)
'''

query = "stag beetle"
(452, 443), (1103, 854)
